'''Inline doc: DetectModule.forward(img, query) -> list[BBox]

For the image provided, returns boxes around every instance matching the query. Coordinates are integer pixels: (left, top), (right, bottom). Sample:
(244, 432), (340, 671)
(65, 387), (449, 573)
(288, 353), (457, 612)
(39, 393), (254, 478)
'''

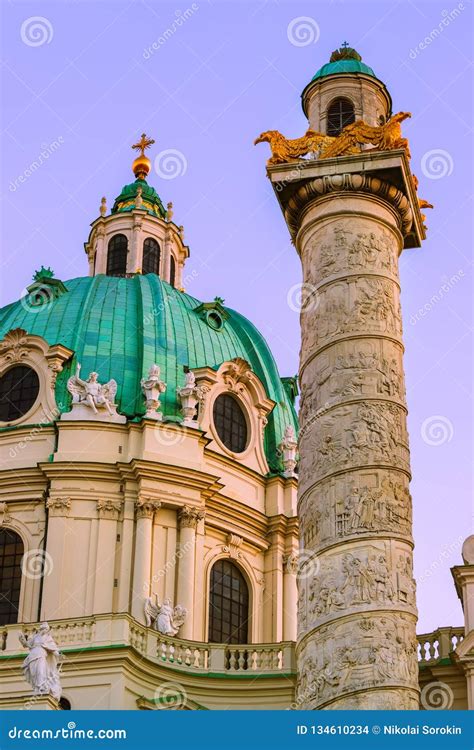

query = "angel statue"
(144, 595), (188, 636)
(67, 363), (117, 415)
(18, 623), (62, 701)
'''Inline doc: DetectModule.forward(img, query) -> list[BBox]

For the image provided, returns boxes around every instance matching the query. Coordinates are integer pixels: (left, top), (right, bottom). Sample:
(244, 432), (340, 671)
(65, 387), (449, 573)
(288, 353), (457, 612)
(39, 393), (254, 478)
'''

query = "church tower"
(259, 45), (427, 709)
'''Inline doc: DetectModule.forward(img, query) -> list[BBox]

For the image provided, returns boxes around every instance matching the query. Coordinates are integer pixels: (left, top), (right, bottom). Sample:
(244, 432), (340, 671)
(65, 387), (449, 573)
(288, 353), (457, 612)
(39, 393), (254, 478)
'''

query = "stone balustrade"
(1, 616), (462, 675)
(0, 615), (295, 675)
(417, 627), (464, 665)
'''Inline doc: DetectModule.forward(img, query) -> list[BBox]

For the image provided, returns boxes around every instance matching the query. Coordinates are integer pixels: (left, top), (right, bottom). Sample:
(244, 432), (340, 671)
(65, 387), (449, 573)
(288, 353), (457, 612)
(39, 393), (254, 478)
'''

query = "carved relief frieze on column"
(267, 160), (422, 710)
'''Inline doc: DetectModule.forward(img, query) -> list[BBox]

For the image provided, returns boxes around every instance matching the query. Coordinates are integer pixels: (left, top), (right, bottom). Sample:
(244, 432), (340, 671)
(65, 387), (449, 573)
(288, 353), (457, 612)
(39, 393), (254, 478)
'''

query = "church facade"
(0, 47), (472, 712)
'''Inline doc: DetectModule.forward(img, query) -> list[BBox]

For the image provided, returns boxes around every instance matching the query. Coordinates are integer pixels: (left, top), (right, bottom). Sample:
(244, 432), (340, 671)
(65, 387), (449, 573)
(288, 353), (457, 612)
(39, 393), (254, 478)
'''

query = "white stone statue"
(144, 594), (188, 636)
(278, 424), (298, 478)
(140, 363), (167, 420)
(64, 363), (125, 423)
(176, 368), (201, 427)
(18, 623), (62, 701)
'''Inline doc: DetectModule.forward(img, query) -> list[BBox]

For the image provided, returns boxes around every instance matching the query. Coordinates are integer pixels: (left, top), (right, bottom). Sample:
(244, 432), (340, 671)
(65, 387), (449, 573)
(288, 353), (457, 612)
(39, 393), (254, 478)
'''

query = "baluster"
(184, 647), (192, 666)
(169, 644), (175, 663)
(160, 641), (167, 662)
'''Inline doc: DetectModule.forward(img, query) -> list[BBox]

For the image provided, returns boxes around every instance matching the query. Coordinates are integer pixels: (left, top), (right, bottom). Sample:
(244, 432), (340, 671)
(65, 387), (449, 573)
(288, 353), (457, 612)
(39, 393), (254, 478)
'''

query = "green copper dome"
(312, 58), (376, 81)
(0, 275), (297, 474)
(308, 44), (377, 83)
(112, 178), (166, 218)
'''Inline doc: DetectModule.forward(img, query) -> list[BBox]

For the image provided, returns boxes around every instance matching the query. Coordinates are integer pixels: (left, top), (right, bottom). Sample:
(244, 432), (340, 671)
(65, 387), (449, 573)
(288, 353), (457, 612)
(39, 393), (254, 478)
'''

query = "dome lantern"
(301, 43), (392, 135)
(84, 133), (189, 288)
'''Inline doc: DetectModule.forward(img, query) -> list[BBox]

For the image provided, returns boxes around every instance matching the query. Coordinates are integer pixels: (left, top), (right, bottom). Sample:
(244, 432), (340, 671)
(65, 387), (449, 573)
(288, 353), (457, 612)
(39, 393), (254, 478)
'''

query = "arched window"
(0, 529), (24, 625)
(208, 559), (249, 644)
(142, 238), (161, 275)
(0, 366), (40, 422)
(106, 234), (128, 277)
(213, 394), (248, 453)
(59, 697), (71, 710)
(326, 97), (355, 136)
(169, 255), (176, 287)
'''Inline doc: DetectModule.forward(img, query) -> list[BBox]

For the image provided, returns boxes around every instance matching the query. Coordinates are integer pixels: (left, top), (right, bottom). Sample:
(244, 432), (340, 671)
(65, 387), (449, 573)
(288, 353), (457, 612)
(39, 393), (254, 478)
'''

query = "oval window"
(213, 394), (248, 453)
(0, 366), (40, 422)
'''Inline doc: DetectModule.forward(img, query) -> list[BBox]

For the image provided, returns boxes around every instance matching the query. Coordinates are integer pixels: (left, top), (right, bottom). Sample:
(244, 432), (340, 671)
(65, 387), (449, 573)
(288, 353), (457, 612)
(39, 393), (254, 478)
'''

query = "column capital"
(46, 497), (71, 517)
(268, 152), (425, 250)
(97, 498), (123, 519)
(135, 497), (161, 520)
(178, 505), (205, 529)
(283, 552), (299, 575)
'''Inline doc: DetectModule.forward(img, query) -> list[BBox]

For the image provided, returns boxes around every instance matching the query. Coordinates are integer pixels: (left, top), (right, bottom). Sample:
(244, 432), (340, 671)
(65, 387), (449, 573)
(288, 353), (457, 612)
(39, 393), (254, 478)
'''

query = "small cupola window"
(326, 97), (355, 136)
(106, 234), (128, 277)
(142, 238), (161, 275)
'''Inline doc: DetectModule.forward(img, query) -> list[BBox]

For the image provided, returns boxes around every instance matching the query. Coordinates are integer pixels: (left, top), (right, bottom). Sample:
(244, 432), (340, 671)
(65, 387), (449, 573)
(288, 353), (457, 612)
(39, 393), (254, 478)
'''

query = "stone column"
(269, 159), (423, 710)
(176, 506), (204, 640)
(93, 499), (122, 614)
(93, 225), (107, 275)
(41, 497), (72, 620)
(129, 215), (143, 274)
(131, 498), (161, 621)
(282, 553), (298, 641)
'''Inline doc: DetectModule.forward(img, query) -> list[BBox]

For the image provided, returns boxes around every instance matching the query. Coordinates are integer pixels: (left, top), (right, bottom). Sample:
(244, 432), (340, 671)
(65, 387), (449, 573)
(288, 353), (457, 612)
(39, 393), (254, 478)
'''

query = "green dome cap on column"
(310, 43), (377, 81)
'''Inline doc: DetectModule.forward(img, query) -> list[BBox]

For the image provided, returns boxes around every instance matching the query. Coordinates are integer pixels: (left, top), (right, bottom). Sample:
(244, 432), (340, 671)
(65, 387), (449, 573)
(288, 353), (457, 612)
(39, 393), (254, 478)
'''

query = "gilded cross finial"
(132, 133), (155, 157)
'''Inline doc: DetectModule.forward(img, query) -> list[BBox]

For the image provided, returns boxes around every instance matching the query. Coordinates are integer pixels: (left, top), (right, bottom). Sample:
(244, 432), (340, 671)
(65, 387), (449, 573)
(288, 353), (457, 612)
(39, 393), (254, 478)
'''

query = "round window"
(206, 311), (223, 331)
(0, 366), (40, 422)
(213, 394), (248, 453)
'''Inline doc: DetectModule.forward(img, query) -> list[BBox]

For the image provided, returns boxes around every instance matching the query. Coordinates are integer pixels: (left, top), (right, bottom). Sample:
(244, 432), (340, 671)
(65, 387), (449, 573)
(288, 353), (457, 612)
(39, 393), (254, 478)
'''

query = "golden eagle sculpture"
(320, 112), (412, 159)
(254, 129), (337, 165)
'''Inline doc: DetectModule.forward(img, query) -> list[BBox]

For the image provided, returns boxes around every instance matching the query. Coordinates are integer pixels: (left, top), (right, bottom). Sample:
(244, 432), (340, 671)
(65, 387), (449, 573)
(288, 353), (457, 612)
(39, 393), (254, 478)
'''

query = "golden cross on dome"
(132, 133), (155, 157)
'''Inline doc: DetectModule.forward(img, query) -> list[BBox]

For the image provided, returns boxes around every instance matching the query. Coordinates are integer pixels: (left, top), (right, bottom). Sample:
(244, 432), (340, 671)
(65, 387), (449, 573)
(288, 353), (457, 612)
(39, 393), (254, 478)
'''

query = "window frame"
(142, 237), (161, 275)
(0, 528), (25, 626)
(0, 365), (40, 423)
(106, 234), (128, 277)
(208, 559), (250, 644)
(212, 393), (249, 455)
(326, 97), (355, 137)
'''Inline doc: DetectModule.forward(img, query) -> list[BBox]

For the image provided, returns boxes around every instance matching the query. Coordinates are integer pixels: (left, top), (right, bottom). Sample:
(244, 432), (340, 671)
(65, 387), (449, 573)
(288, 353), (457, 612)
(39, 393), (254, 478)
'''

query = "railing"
(0, 615), (295, 676)
(417, 627), (464, 665)
(3, 617), (462, 673)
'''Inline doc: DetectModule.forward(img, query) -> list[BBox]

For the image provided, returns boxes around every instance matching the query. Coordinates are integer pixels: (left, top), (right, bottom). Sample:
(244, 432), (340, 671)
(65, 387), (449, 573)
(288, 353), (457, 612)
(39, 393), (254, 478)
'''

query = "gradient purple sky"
(1, 0), (472, 633)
